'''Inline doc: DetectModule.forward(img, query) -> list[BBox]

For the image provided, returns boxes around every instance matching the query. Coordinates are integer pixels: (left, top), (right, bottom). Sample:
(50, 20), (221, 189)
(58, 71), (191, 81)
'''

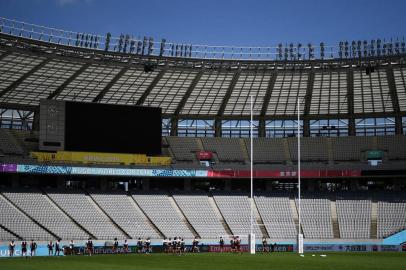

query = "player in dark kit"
(123, 239), (129, 254)
(9, 240), (15, 257)
(163, 238), (168, 253)
(145, 238), (151, 254)
(230, 237), (235, 253)
(55, 239), (62, 256)
(167, 238), (172, 253)
(21, 240), (28, 257)
(262, 238), (268, 252)
(236, 236), (242, 254)
(192, 237), (199, 253)
(137, 238), (143, 254)
(86, 238), (93, 256)
(47, 241), (54, 256)
(219, 237), (224, 252)
(69, 240), (75, 255)
(30, 240), (37, 256)
(113, 238), (119, 253)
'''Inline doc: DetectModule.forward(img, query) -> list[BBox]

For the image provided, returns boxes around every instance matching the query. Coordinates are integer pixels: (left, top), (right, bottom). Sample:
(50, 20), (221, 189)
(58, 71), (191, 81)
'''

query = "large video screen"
(65, 102), (161, 155)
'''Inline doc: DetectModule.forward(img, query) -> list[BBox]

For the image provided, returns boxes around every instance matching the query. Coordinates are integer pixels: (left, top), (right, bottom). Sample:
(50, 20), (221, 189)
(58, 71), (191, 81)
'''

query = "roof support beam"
(0, 51), (11, 61)
(93, 66), (129, 103)
(303, 71), (315, 137)
(259, 72), (277, 137)
(136, 69), (166, 106)
(215, 71), (240, 137)
(173, 71), (203, 115)
(386, 67), (403, 134)
(347, 69), (356, 136)
(216, 71), (240, 117)
(47, 63), (91, 100)
(170, 71), (204, 136)
(0, 58), (50, 98)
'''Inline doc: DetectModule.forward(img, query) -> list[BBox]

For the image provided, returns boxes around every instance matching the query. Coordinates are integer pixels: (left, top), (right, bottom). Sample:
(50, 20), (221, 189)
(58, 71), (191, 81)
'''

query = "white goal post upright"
(250, 95), (255, 254)
(297, 97), (304, 254)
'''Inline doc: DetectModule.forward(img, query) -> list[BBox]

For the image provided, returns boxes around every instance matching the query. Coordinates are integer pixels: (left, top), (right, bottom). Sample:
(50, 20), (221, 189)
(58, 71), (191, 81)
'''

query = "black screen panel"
(65, 102), (161, 155)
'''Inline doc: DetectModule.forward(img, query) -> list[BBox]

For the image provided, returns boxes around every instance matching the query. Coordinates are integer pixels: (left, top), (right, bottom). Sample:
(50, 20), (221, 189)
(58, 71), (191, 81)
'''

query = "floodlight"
(148, 37), (154, 55)
(377, 39), (381, 56)
(320, 42), (324, 59)
(105, 32), (111, 51)
(159, 38), (166, 56)
(278, 43), (283, 60)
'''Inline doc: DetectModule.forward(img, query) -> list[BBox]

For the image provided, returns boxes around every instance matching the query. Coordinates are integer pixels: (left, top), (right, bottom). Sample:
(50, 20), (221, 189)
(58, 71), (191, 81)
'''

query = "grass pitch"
(0, 252), (404, 270)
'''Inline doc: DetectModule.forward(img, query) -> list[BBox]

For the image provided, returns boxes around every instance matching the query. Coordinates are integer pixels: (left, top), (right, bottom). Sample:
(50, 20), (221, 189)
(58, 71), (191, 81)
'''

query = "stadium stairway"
(0, 224), (20, 240)
(169, 194), (200, 237)
(330, 198), (340, 238)
(252, 197), (270, 238)
(282, 139), (293, 165)
(0, 192), (58, 239)
(371, 200), (378, 239)
(289, 196), (299, 233)
(239, 138), (250, 164)
(127, 193), (165, 238)
(85, 190), (131, 239)
(207, 195), (233, 236)
(42, 189), (95, 239)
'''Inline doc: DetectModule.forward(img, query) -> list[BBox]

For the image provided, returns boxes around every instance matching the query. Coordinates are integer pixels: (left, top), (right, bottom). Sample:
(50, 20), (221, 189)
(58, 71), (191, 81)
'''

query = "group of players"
(7, 236), (276, 257)
(8, 239), (74, 257)
(162, 237), (189, 255)
(7, 240), (38, 257)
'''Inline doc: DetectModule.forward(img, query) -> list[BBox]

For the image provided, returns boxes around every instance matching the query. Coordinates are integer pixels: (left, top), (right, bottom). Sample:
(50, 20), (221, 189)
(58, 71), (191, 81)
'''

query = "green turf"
(0, 252), (405, 270)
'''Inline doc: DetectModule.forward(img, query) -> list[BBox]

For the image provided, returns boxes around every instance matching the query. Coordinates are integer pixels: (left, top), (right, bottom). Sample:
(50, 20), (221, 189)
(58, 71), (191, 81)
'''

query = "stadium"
(0, 6), (406, 270)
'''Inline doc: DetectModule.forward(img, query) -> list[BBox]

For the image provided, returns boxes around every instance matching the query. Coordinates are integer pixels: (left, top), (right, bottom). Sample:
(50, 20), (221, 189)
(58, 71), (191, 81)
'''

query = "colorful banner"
(0, 163), (362, 179)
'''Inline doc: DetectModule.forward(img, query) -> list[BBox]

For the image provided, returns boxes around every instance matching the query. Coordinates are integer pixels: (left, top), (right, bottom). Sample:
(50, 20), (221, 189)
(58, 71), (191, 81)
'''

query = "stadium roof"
(0, 18), (405, 136)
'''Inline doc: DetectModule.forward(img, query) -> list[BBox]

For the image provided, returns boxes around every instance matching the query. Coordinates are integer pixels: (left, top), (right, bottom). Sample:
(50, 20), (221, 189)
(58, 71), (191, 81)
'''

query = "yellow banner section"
(30, 151), (171, 166)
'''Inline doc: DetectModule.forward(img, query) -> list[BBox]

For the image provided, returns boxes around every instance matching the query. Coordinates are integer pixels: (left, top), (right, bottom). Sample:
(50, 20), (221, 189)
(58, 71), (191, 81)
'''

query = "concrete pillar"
(142, 179), (150, 191)
(307, 180), (315, 192)
(57, 176), (65, 189)
(100, 178), (107, 191)
(184, 178), (192, 191)
(224, 180), (232, 191)
(11, 174), (19, 188)
(350, 179), (359, 191)
(265, 180), (273, 191)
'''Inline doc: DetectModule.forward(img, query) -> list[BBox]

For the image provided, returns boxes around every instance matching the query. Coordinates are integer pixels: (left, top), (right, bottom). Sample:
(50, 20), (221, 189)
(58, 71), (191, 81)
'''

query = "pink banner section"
(208, 169), (361, 178)
(0, 164), (17, 172)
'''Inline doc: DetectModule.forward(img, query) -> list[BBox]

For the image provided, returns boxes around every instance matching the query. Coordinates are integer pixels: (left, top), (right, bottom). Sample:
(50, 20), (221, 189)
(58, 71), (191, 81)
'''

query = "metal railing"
(0, 17), (405, 61)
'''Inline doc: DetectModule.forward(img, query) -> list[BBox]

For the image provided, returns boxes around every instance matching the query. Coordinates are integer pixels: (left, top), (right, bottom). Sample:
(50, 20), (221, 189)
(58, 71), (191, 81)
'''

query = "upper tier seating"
(167, 137), (200, 162)
(201, 137), (245, 162)
(245, 138), (286, 163)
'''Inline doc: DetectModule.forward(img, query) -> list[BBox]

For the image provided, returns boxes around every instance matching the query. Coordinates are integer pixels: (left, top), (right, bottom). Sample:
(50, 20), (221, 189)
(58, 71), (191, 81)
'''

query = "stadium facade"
(0, 18), (405, 248)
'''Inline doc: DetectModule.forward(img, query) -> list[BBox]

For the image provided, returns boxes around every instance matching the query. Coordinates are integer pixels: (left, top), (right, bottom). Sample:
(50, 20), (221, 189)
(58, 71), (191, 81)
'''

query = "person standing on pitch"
(30, 240), (37, 257)
(69, 240), (74, 255)
(9, 240), (15, 257)
(47, 241), (54, 256)
(21, 240), (28, 258)
(262, 238), (268, 253)
(123, 239), (129, 254)
(219, 237), (224, 252)
(113, 238), (119, 253)
(55, 239), (61, 256)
